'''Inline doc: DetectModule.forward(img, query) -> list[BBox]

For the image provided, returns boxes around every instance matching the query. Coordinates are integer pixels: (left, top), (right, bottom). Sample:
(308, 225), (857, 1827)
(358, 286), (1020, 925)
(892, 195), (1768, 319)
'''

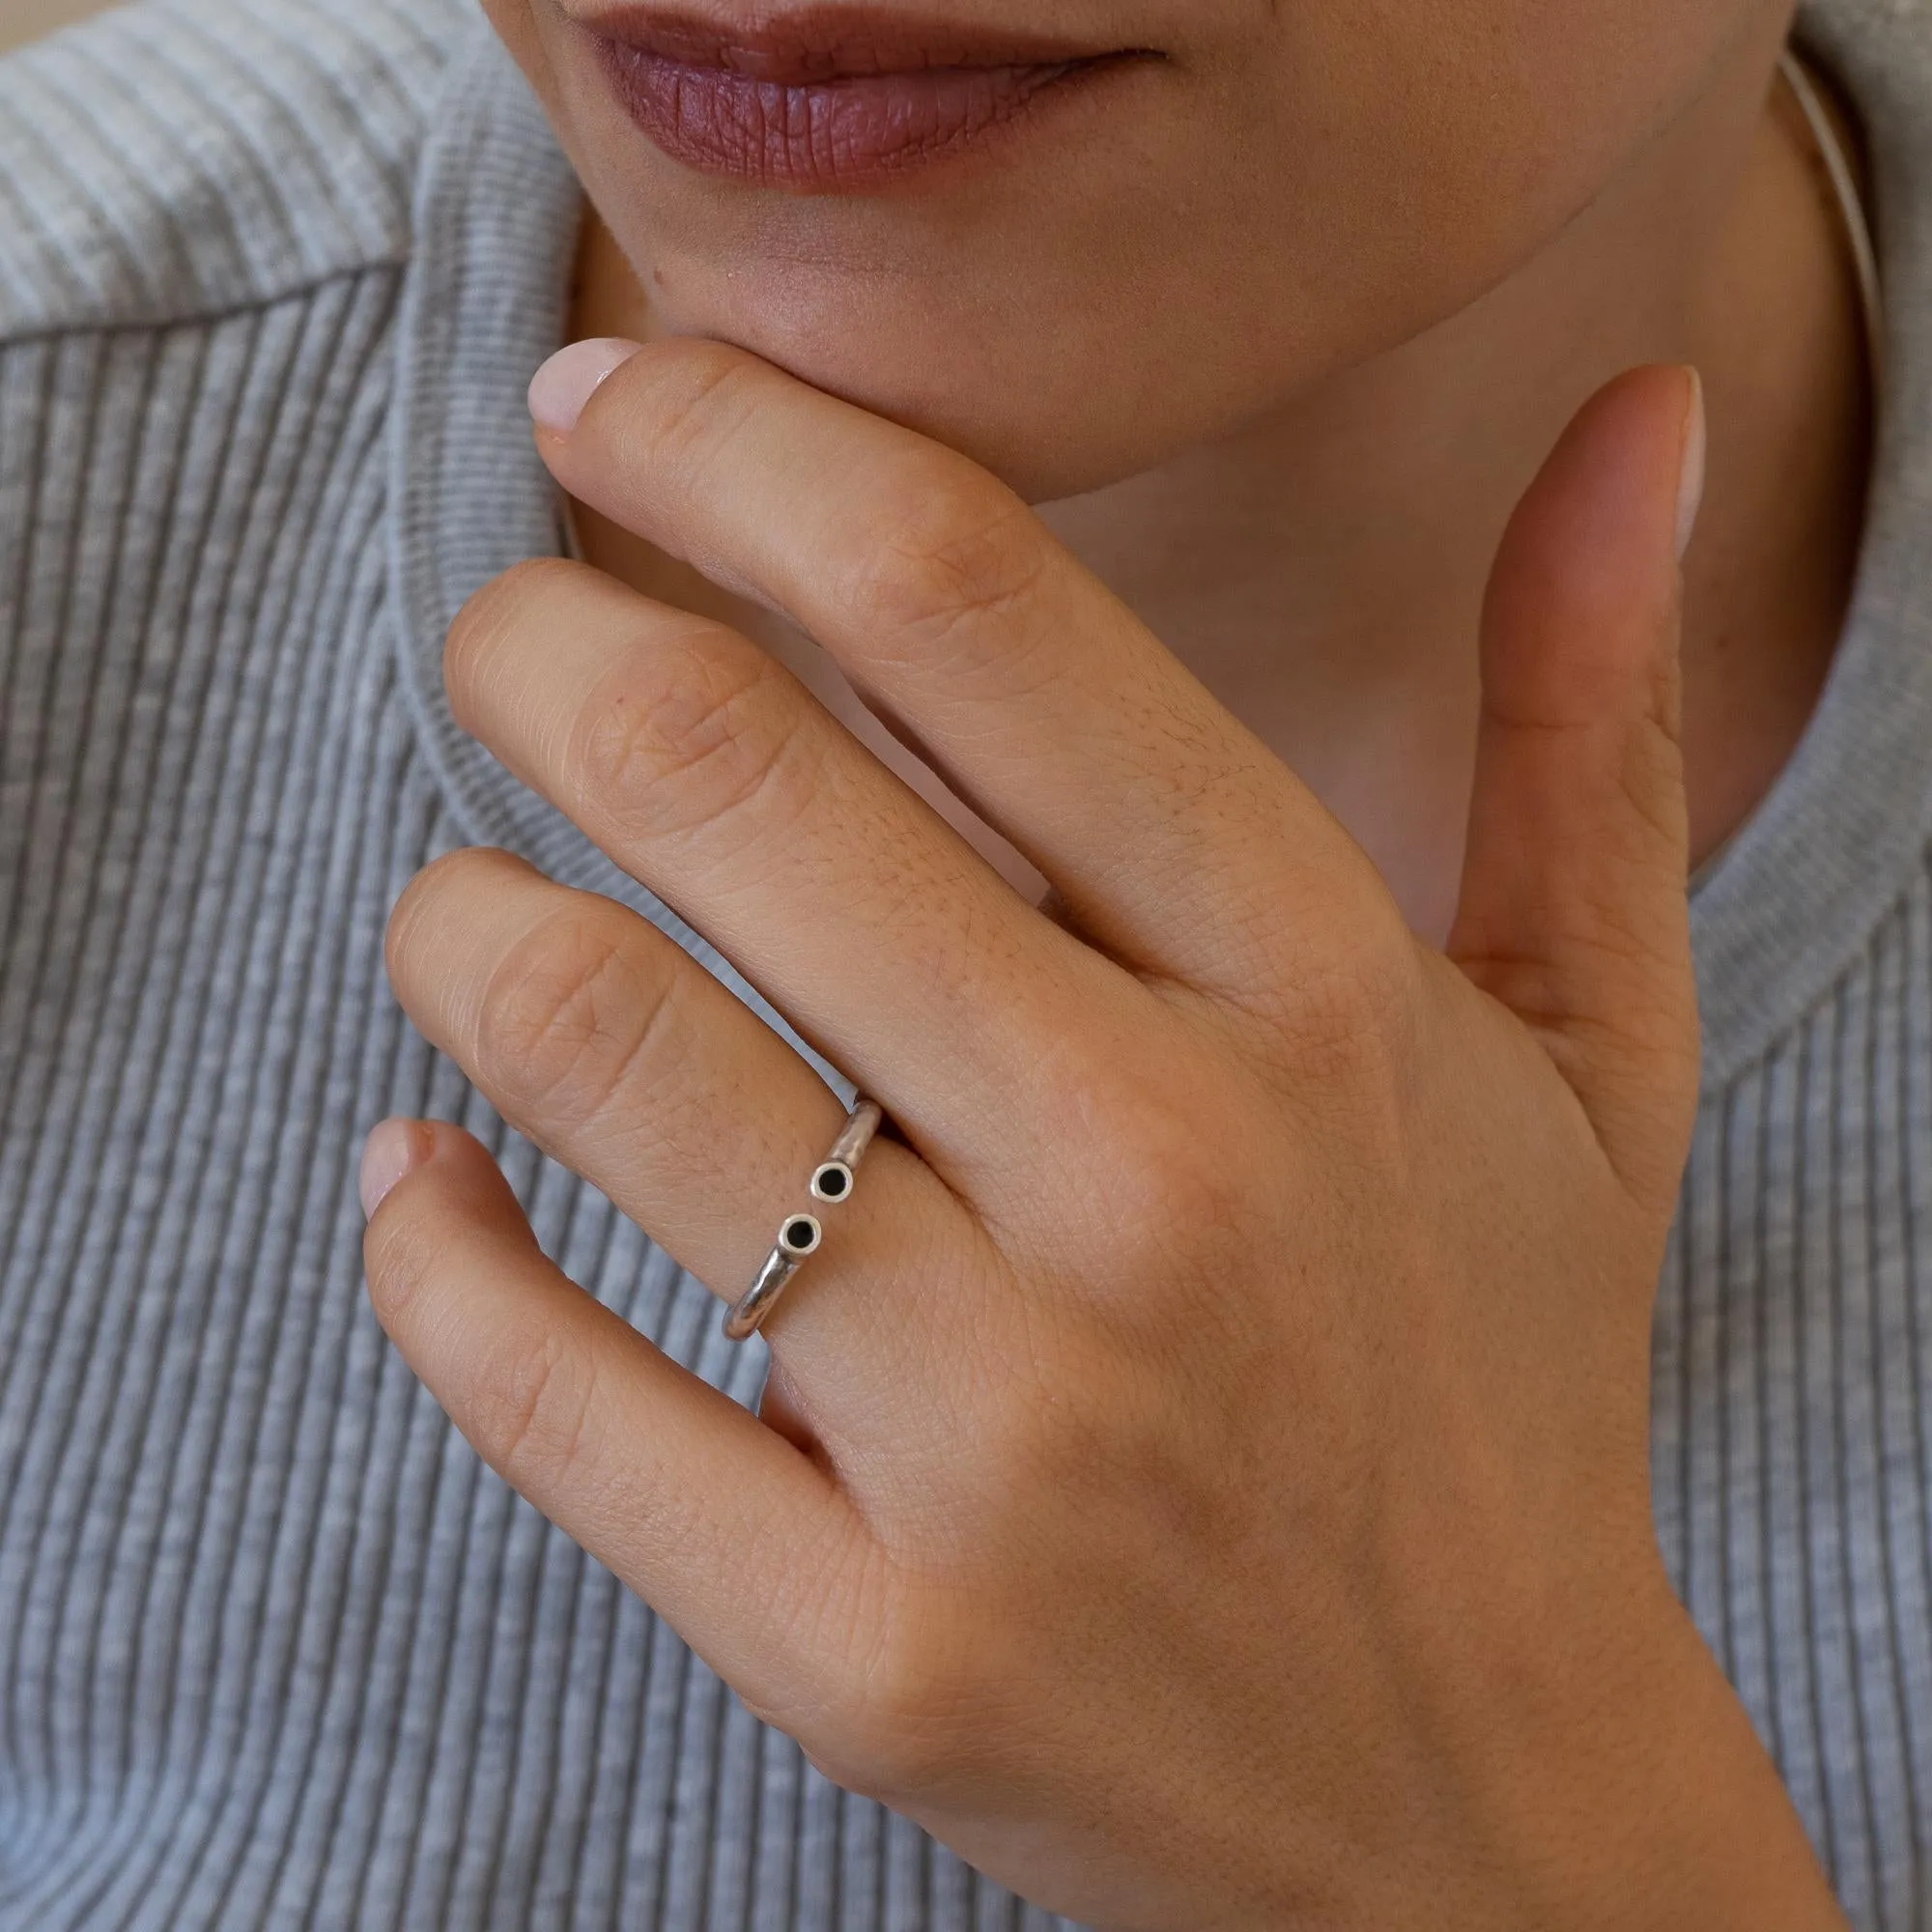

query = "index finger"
(531, 338), (1388, 998)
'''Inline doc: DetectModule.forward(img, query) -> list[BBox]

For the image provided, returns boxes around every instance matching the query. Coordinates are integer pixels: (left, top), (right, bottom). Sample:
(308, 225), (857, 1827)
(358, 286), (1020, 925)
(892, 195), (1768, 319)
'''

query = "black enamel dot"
(817, 1167), (848, 1199)
(784, 1218), (819, 1252)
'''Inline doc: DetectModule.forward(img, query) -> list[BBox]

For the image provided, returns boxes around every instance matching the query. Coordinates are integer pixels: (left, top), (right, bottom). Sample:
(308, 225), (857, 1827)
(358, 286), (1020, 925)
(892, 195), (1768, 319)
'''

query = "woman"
(0, 0), (1919, 1922)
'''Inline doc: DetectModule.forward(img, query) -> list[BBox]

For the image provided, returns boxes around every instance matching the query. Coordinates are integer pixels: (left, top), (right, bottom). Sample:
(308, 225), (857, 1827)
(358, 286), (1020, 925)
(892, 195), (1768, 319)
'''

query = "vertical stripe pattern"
(0, 234), (1066, 1932)
(1654, 871), (1932, 1930)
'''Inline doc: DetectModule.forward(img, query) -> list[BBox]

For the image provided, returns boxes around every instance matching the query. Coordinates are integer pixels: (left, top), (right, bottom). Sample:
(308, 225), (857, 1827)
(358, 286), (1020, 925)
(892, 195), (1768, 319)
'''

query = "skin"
(361, 0), (1871, 1920)
(503, 0), (1869, 933)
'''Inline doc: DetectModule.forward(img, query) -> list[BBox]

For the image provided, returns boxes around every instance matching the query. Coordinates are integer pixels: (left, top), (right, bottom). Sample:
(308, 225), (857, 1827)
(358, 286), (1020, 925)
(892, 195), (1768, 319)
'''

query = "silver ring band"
(725, 1098), (884, 1342)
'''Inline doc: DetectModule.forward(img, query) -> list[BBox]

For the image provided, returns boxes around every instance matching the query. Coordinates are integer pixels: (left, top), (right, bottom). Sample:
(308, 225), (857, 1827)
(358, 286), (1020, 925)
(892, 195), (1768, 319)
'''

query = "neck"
(570, 9), (1872, 940)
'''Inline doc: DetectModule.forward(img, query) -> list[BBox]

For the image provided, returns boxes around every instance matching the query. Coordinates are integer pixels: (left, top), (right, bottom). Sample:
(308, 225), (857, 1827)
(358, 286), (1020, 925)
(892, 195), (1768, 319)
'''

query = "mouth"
(571, 6), (1157, 191)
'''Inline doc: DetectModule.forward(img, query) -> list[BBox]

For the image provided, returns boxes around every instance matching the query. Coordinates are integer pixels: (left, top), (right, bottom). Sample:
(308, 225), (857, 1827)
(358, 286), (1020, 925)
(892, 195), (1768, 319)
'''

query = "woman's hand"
(361, 344), (1843, 1930)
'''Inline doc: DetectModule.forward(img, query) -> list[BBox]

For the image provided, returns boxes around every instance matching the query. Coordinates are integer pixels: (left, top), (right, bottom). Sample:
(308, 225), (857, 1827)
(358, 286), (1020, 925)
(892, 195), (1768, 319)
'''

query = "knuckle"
(842, 471), (1050, 664)
(1614, 709), (1690, 856)
(470, 1320), (600, 1494)
(475, 904), (677, 1129)
(815, 1611), (989, 1804)
(1286, 943), (1413, 1072)
(1103, 1095), (1258, 1255)
(1214, 883), (1419, 1081)
(976, 1360), (1124, 1508)
(567, 642), (824, 852)
(1022, 1051), (1264, 1268)
(1248, 952), (1417, 1166)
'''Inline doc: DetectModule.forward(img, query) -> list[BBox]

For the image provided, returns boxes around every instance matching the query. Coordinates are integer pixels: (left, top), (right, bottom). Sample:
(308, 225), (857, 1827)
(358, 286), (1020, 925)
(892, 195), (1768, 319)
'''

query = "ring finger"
(385, 844), (994, 1404)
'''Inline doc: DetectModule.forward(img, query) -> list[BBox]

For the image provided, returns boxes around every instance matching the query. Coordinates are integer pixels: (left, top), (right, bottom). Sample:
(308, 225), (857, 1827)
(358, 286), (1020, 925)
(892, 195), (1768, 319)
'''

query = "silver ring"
(724, 1098), (884, 1342)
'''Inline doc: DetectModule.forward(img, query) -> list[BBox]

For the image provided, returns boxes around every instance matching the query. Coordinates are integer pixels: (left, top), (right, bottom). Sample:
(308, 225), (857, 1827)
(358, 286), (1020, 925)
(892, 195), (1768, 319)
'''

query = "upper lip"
(566, 5), (1138, 81)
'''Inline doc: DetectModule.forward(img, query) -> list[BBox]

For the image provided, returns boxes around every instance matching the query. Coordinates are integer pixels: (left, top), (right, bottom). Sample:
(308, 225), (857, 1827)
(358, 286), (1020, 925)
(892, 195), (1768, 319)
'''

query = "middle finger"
(443, 555), (1149, 1174)
(385, 846), (980, 1396)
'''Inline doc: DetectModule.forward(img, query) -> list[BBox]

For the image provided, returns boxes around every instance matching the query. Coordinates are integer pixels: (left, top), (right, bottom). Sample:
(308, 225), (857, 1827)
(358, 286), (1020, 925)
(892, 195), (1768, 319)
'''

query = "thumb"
(1448, 365), (1706, 1208)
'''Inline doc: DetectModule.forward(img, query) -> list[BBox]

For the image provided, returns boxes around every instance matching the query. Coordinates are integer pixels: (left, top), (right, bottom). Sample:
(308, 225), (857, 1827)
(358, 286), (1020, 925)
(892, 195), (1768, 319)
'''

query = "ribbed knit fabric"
(0, 0), (1929, 1926)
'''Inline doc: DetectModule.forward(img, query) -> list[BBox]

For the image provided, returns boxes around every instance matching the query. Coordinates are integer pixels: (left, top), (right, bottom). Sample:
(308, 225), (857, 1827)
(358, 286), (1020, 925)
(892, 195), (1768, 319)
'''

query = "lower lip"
(594, 41), (1120, 190)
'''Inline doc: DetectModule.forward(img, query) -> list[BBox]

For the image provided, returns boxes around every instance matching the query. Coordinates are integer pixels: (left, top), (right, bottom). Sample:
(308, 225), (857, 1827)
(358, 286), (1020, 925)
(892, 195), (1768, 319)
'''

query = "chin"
(598, 228), (1329, 503)
(497, 0), (1778, 502)
(667, 312), (1199, 504)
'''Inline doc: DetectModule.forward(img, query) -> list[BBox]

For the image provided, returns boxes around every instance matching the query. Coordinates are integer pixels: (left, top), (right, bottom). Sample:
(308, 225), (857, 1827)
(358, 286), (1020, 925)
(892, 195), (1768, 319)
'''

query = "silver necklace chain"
(1780, 46), (1886, 395)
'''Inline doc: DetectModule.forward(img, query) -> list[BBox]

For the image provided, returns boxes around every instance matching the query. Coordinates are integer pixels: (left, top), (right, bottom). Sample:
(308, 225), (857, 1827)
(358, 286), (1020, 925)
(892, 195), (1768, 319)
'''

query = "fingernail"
(359, 1119), (435, 1220)
(1674, 367), (1708, 563)
(528, 338), (644, 437)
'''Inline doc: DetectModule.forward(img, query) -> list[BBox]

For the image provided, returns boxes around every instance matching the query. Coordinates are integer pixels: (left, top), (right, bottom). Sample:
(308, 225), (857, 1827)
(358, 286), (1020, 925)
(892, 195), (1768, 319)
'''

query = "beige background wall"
(3, 0), (117, 53)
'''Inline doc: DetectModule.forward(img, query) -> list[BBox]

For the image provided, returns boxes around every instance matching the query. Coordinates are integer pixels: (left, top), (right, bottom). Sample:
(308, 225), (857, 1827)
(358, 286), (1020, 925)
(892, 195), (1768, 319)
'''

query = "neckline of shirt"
(388, 3), (1932, 1093)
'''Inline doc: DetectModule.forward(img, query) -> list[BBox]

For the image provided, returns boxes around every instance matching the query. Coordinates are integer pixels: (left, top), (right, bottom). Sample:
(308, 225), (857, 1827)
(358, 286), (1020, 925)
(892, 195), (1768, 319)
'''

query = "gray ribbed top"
(1, 0), (1931, 1925)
